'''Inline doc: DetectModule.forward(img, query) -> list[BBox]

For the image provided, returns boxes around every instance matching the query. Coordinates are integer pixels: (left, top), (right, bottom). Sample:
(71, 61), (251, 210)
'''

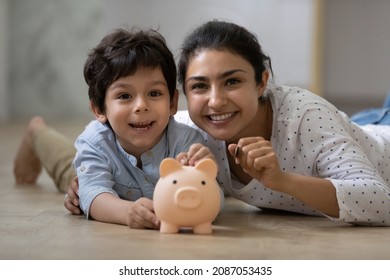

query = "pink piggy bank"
(153, 158), (221, 234)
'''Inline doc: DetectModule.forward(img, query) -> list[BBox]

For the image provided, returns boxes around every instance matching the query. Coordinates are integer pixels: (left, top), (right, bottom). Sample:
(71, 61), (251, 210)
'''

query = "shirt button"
(143, 176), (150, 183)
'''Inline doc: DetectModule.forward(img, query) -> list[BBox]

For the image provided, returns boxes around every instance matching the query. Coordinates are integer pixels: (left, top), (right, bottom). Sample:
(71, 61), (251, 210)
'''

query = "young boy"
(14, 28), (217, 230)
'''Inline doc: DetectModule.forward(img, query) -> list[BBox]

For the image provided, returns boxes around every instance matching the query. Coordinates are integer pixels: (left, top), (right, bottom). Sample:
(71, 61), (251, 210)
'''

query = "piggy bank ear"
(159, 158), (182, 177)
(194, 159), (218, 178)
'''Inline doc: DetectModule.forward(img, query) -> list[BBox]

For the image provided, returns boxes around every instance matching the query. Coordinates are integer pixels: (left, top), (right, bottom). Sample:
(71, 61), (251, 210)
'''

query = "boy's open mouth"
(130, 121), (154, 130)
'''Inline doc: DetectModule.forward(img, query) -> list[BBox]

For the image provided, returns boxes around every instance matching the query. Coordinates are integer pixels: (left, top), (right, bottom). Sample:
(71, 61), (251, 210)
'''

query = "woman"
(172, 20), (390, 226)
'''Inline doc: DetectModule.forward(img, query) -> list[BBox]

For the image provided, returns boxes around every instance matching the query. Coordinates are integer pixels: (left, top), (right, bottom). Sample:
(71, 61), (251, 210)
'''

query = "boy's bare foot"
(13, 116), (46, 184)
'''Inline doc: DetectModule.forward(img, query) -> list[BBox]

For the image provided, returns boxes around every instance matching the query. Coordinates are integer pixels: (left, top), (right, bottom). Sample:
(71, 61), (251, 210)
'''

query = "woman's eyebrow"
(186, 69), (246, 84)
(186, 76), (208, 83)
(218, 69), (246, 79)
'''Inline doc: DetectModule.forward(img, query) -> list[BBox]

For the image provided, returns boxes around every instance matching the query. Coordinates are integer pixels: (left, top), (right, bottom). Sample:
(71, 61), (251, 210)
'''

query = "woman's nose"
(208, 87), (228, 108)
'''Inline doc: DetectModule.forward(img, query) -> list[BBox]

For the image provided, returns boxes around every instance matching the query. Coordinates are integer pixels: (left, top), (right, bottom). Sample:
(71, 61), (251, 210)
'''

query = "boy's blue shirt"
(73, 117), (207, 217)
(350, 90), (390, 125)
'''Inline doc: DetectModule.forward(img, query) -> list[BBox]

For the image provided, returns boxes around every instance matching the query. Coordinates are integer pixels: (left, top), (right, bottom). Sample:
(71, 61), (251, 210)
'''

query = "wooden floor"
(1, 119), (390, 260)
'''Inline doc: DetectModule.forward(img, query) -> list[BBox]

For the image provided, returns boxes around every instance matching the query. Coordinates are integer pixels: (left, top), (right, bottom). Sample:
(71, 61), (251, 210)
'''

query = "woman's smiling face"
(184, 49), (267, 142)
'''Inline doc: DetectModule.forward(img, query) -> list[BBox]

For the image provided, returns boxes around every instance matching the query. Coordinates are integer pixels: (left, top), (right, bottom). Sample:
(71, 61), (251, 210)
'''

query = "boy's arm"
(90, 193), (159, 229)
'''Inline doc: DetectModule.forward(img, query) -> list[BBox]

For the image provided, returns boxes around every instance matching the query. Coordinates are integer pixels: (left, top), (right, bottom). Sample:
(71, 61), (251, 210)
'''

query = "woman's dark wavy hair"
(178, 20), (273, 94)
(84, 28), (177, 114)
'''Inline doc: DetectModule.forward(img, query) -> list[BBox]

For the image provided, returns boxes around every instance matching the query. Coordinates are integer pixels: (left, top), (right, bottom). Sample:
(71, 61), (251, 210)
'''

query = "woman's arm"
(228, 140), (339, 217)
(274, 172), (339, 217)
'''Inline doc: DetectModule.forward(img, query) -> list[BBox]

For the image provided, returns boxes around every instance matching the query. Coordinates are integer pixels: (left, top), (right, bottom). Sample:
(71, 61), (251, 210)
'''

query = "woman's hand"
(64, 176), (82, 215)
(176, 143), (216, 166)
(229, 137), (340, 217)
(228, 137), (284, 190)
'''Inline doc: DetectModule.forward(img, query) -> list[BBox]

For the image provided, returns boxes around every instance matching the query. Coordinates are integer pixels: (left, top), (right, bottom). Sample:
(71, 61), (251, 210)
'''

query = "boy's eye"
(118, 93), (131, 100)
(149, 91), (162, 97)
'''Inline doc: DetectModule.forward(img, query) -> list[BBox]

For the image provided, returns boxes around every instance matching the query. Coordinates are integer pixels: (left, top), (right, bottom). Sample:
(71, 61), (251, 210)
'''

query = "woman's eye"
(191, 83), (207, 90)
(226, 78), (240, 86)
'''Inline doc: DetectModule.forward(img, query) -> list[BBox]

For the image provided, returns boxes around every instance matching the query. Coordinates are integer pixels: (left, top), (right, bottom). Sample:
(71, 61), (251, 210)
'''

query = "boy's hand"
(64, 176), (82, 215)
(176, 143), (216, 166)
(126, 197), (160, 229)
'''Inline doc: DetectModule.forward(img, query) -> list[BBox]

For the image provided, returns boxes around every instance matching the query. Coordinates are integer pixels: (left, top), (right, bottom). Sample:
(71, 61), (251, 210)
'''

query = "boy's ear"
(90, 102), (107, 123)
(169, 89), (179, 116)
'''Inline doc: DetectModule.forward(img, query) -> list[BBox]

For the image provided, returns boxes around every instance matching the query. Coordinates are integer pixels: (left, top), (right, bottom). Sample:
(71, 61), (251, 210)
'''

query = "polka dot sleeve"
(275, 87), (390, 226)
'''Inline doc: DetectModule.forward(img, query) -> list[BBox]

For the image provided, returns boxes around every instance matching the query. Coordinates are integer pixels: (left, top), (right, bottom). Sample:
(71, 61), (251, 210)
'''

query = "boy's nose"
(134, 97), (149, 112)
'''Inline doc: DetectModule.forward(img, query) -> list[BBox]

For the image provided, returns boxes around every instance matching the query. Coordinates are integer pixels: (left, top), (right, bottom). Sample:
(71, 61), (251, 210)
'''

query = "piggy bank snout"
(174, 187), (201, 209)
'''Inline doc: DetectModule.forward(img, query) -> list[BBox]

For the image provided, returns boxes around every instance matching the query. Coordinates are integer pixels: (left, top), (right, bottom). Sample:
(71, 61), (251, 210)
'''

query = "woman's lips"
(208, 112), (235, 121)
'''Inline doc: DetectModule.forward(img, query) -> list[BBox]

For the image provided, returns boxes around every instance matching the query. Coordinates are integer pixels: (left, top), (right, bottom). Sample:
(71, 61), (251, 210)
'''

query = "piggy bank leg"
(193, 222), (212, 234)
(160, 222), (179, 234)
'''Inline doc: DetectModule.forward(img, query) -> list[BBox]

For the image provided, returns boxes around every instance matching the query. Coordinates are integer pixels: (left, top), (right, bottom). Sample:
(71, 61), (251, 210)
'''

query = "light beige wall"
(323, 0), (390, 115)
(0, 0), (8, 122)
(8, 0), (105, 120)
(7, 0), (316, 119)
(310, 0), (324, 96)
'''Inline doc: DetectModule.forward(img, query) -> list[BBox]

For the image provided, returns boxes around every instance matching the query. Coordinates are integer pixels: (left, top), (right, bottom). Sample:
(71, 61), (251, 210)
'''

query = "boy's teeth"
(209, 113), (234, 121)
(132, 121), (152, 128)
